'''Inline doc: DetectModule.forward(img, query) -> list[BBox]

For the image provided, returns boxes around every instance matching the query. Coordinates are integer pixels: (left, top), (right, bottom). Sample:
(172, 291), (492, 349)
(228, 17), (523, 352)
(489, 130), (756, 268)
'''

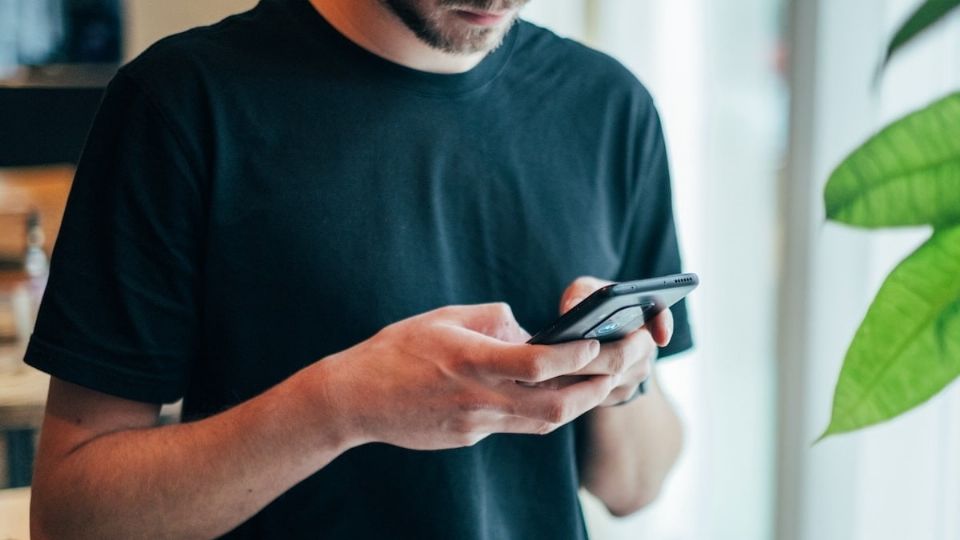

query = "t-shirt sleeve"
(24, 69), (206, 403)
(615, 99), (693, 360)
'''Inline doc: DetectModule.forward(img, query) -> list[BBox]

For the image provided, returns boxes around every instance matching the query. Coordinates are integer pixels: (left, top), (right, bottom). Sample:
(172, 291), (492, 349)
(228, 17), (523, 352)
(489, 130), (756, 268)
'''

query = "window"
(524, 1), (787, 537)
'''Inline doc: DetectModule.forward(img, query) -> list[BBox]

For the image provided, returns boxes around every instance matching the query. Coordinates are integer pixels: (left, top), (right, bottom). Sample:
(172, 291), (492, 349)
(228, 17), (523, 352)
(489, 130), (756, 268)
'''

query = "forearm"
(31, 363), (357, 540)
(579, 371), (682, 516)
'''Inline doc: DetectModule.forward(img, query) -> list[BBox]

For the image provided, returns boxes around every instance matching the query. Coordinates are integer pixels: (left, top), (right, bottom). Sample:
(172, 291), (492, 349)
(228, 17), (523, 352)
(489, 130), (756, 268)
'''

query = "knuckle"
(490, 302), (514, 321)
(428, 305), (456, 320)
(448, 418), (467, 434)
(626, 338), (655, 370)
(448, 426), (485, 447)
(635, 360), (652, 381)
(639, 330), (658, 352)
(460, 434), (484, 447)
(611, 387), (632, 403)
(376, 322), (403, 341)
(447, 417), (470, 434)
(394, 320), (437, 349)
(448, 417), (475, 435)
(608, 346), (628, 374)
(571, 346), (593, 369)
(484, 302), (513, 324)
(545, 400), (569, 424)
(536, 421), (559, 435)
(519, 355), (546, 381)
(456, 394), (491, 414)
(449, 355), (478, 377)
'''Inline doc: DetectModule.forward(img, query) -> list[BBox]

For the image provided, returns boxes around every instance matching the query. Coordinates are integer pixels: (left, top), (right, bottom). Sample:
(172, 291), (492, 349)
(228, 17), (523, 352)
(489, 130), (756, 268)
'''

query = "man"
(27, 0), (692, 538)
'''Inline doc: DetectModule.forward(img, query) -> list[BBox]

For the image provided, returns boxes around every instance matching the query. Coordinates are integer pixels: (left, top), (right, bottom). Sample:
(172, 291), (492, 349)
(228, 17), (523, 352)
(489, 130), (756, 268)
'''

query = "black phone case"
(527, 273), (699, 345)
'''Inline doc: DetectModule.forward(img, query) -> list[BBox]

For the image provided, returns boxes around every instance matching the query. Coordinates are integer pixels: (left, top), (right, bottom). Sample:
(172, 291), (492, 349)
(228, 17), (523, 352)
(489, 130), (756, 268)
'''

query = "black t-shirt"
(25, 0), (693, 538)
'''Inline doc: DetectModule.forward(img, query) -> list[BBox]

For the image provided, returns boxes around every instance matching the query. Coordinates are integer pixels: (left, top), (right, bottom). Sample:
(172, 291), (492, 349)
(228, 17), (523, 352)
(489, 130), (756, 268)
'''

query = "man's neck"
(309, 0), (488, 74)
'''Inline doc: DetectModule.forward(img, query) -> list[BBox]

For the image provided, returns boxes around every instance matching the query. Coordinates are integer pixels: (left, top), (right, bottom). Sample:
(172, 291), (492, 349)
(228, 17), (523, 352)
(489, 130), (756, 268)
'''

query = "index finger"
(646, 308), (674, 347)
(502, 374), (615, 424)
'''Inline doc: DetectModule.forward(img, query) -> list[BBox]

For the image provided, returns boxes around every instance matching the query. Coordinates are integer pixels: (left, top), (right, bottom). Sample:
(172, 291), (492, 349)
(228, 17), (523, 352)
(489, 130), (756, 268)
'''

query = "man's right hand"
(30, 303), (610, 539)
(310, 303), (615, 450)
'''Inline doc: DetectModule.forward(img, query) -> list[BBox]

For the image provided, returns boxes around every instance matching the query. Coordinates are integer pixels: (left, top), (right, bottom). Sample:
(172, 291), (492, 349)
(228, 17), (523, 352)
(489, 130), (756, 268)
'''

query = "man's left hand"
(546, 276), (674, 406)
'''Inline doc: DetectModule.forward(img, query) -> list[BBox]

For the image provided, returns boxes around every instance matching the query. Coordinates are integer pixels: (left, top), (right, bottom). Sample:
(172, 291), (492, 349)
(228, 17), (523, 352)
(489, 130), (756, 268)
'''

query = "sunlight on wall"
(850, 1), (960, 537)
(524, 1), (787, 539)
(123, 0), (258, 60)
(778, 1), (960, 539)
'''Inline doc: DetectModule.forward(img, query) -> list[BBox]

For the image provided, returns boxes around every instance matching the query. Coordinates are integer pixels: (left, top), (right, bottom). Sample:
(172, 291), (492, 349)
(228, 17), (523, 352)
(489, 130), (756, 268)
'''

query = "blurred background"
(0, 1), (958, 538)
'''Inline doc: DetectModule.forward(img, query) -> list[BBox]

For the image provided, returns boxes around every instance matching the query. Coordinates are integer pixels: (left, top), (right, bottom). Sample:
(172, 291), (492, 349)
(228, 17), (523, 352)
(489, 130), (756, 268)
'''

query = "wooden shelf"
(0, 166), (73, 257)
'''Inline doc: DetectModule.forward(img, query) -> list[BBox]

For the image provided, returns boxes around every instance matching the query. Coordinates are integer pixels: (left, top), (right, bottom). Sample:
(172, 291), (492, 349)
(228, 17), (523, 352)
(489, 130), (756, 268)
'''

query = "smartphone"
(528, 273), (699, 345)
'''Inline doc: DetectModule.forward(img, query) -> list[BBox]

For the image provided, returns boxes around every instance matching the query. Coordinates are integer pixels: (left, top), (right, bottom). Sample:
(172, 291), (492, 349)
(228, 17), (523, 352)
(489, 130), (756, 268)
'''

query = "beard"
(379, 0), (530, 55)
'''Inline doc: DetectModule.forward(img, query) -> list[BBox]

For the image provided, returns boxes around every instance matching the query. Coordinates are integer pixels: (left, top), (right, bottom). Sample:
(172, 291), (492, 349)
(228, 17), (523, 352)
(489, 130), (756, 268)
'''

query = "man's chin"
(379, 0), (518, 56)
(435, 18), (515, 55)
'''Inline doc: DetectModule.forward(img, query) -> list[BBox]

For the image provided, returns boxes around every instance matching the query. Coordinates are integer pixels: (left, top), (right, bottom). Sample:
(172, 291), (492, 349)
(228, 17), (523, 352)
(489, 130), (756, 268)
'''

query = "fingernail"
(587, 339), (600, 357)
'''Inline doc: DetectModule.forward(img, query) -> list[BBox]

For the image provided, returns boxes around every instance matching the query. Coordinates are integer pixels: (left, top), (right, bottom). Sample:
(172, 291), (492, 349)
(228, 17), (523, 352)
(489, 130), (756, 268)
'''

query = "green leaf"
(883, 0), (960, 68)
(820, 225), (960, 439)
(824, 92), (960, 228)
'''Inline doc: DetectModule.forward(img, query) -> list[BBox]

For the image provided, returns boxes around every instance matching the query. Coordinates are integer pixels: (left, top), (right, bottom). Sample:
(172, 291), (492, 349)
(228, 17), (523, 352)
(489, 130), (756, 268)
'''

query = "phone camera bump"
(595, 320), (622, 336)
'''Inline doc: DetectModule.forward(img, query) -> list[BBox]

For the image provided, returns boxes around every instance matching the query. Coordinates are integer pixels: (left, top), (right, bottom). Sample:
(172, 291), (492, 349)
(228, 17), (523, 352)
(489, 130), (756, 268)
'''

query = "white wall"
(595, 2), (785, 539)
(855, 5), (960, 539)
(123, 0), (257, 59)
(849, 1), (960, 537)
(777, 0), (960, 539)
(111, 1), (960, 538)
(526, 1), (786, 539)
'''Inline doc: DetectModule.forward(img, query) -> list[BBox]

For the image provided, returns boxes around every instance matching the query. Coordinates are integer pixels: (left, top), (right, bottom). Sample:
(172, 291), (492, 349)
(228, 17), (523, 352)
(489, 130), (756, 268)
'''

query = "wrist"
(292, 353), (370, 452)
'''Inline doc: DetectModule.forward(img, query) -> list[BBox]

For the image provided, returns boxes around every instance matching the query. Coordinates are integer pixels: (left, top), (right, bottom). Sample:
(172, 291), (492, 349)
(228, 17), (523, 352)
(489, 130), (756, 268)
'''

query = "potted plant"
(821, 0), (960, 439)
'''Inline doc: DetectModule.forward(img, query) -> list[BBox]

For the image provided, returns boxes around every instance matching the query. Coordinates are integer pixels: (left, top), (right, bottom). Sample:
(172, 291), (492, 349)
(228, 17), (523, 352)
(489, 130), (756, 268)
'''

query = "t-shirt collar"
(279, 0), (519, 96)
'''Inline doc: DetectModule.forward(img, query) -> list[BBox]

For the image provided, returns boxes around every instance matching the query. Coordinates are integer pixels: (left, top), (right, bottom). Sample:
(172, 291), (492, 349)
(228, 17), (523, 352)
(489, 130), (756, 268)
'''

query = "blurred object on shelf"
(0, 63), (115, 88)
(0, 364), (48, 488)
(0, 273), (35, 375)
(0, 166), (73, 258)
(0, 293), (16, 346)
(1, 1), (121, 168)
(0, 362), (47, 423)
(0, 166), (68, 374)
(23, 209), (48, 279)
(0, 0), (123, 80)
